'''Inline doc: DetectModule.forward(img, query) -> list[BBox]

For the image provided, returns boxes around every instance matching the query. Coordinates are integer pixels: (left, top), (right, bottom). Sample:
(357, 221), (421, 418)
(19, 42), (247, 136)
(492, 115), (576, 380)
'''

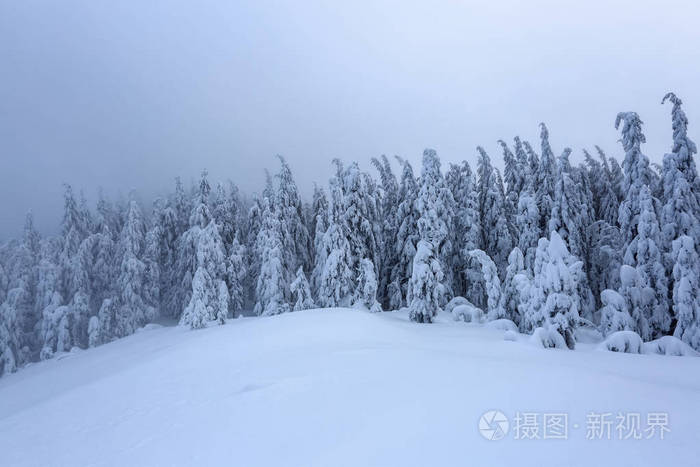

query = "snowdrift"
(1, 308), (699, 467)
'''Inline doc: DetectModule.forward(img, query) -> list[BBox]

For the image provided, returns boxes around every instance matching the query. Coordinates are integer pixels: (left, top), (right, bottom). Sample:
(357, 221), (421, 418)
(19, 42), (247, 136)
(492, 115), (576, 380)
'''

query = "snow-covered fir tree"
(275, 156), (311, 282)
(476, 147), (512, 278)
(671, 235), (700, 350)
(309, 184), (329, 296)
(112, 197), (158, 336)
(599, 289), (634, 337)
(522, 232), (583, 349)
(622, 185), (670, 339)
(468, 249), (503, 320)
(290, 267), (315, 311)
(254, 198), (290, 316)
(536, 123), (557, 234)
(371, 155), (399, 309)
(340, 162), (381, 302)
(388, 158), (420, 310)
(227, 236), (247, 318)
(407, 149), (450, 323)
(500, 247), (527, 325)
(616, 112), (656, 246)
(316, 164), (354, 308)
(353, 258), (381, 312)
(446, 160), (482, 300)
(660, 93), (700, 332)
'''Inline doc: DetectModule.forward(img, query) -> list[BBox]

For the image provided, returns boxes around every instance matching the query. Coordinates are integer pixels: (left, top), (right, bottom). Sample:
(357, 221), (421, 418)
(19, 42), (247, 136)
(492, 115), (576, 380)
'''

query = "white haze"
(1, 0), (699, 238)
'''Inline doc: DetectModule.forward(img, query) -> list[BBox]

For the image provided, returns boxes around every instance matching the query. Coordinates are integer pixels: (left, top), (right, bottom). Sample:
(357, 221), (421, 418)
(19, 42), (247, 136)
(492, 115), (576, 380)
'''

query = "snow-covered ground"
(1, 308), (698, 467)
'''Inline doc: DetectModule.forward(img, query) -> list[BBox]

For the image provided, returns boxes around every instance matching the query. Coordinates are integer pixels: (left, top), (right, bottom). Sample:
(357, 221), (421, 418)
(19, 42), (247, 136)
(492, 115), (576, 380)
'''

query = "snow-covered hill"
(1, 308), (698, 467)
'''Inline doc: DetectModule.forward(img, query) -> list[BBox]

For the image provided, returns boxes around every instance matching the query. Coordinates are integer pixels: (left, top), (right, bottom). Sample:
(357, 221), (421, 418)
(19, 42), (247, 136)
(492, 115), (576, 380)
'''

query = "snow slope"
(1, 308), (699, 467)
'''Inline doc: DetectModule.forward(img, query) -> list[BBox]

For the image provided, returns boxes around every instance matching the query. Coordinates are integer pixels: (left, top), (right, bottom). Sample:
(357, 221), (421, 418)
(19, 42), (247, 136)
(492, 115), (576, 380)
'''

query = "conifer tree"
(353, 259), (381, 312)
(522, 232), (583, 349)
(671, 235), (700, 350)
(317, 165), (353, 307)
(389, 159), (420, 310)
(623, 186), (670, 338)
(371, 155), (399, 309)
(254, 198), (289, 316)
(408, 149), (450, 323)
(275, 156), (311, 280)
(446, 160), (481, 299)
(290, 266), (315, 311)
(227, 236), (247, 317)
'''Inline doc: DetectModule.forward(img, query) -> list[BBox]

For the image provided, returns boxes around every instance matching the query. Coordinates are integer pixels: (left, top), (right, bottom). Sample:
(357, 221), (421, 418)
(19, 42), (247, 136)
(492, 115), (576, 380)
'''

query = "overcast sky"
(1, 0), (699, 239)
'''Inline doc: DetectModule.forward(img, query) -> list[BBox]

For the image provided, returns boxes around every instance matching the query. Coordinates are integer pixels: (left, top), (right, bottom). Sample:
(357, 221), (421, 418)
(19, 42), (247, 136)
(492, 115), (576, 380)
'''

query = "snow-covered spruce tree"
(536, 123), (557, 234)
(598, 149), (623, 227)
(588, 221), (623, 313)
(622, 185), (670, 339)
(290, 266), (315, 311)
(476, 147), (512, 278)
(523, 140), (540, 193)
(500, 247), (527, 325)
(516, 184), (540, 274)
(513, 137), (531, 195)
(37, 184), (93, 354)
(35, 240), (62, 360)
(662, 93), (700, 208)
(5, 212), (42, 364)
(498, 141), (521, 243)
(244, 194), (264, 304)
(152, 197), (179, 317)
(211, 182), (238, 248)
(671, 235), (700, 350)
(407, 149), (450, 323)
(549, 149), (596, 322)
(388, 158), (420, 310)
(180, 172), (230, 328)
(275, 156), (311, 281)
(549, 149), (585, 259)
(0, 260), (7, 307)
(172, 172), (212, 317)
(371, 155), (399, 309)
(58, 184), (89, 305)
(616, 112), (656, 246)
(353, 258), (381, 312)
(90, 194), (118, 311)
(180, 223), (230, 328)
(309, 184), (329, 296)
(493, 170), (515, 277)
(87, 315), (100, 348)
(583, 147), (620, 227)
(522, 232), (583, 349)
(468, 249), (503, 320)
(660, 93), (699, 277)
(341, 162), (381, 296)
(0, 287), (22, 375)
(599, 289), (634, 337)
(317, 164), (353, 307)
(583, 149), (605, 218)
(446, 160), (481, 299)
(617, 264), (648, 340)
(500, 140), (523, 220)
(227, 235), (247, 318)
(114, 197), (158, 337)
(253, 198), (290, 316)
(173, 176), (192, 237)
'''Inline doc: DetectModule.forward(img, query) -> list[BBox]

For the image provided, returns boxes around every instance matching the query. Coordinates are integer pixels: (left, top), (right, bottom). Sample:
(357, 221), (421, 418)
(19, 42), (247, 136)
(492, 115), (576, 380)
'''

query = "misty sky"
(1, 0), (699, 239)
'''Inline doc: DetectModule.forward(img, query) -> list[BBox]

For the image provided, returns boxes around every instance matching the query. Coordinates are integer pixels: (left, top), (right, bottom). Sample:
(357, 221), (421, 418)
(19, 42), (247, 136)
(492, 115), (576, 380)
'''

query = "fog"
(1, 0), (699, 239)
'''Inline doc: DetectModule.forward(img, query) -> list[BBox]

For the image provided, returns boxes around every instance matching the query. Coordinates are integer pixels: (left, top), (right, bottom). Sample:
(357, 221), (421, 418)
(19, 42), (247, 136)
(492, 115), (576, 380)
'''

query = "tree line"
(0, 92), (698, 375)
